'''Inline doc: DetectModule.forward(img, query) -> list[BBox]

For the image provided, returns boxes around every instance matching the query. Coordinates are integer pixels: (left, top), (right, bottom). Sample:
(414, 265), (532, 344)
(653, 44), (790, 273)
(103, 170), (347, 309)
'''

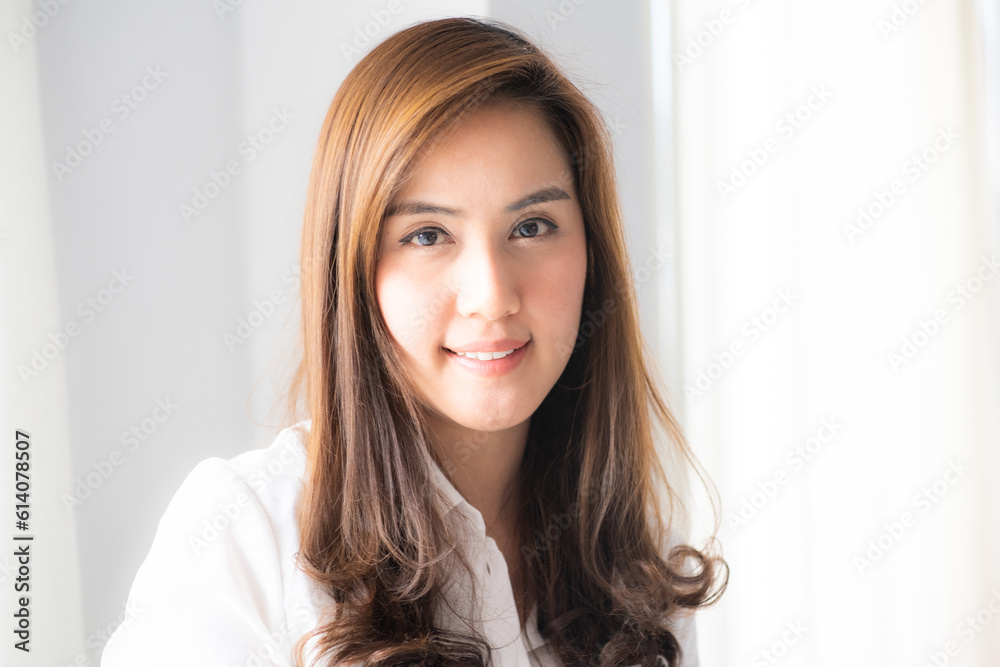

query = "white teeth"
(457, 349), (515, 360)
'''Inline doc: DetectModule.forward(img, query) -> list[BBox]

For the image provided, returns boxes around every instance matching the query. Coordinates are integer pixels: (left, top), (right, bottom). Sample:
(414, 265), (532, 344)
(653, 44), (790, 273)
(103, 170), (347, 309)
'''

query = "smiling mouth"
(443, 341), (529, 360)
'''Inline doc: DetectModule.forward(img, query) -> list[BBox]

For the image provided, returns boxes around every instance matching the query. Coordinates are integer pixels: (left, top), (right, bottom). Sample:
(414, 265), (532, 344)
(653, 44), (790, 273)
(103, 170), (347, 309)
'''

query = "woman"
(102, 16), (726, 667)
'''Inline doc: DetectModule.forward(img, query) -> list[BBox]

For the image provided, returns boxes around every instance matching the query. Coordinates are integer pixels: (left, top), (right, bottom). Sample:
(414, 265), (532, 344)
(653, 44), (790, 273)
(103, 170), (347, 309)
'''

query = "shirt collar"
(523, 603), (549, 655)
(421, 444), (489, 536)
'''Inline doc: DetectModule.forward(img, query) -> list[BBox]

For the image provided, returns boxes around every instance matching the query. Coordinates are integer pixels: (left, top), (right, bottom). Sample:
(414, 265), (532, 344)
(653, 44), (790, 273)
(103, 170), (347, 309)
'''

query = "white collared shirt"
(102, 420), (698, 666)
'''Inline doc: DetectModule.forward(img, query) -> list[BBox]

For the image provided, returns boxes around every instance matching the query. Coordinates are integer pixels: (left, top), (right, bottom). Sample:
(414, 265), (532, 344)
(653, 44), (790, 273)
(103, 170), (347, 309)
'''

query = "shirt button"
(486, 564), (492, 575)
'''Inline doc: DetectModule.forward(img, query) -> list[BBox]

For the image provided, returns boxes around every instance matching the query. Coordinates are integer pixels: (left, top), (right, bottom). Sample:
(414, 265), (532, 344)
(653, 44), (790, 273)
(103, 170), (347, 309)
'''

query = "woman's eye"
(513, 218), (557, 239)
(401, 227), (448, 247)
(400, 219), (557, 247)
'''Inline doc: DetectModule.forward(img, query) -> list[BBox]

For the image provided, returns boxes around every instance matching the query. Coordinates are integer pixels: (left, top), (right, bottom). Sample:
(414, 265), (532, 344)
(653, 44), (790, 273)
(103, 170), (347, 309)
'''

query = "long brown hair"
(285, 16), (727, 666)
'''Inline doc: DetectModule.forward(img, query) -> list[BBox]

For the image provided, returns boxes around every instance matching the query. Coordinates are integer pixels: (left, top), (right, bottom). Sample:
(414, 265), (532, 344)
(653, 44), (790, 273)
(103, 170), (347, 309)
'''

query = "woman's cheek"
(546, 248), (587, 349)
(376, 266), (412, 343)
(379, 270), (448, 352)
(383, 287), (419, 350)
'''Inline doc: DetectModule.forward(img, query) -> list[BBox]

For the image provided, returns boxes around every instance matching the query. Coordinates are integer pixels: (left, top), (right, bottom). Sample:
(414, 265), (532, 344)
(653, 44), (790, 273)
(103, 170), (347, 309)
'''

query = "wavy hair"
(285, 16), (727, 666)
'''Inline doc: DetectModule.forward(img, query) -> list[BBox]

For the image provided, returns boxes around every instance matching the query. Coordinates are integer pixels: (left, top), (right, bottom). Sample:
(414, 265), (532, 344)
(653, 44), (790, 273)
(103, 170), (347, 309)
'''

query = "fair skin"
(374, 101), (588, 627)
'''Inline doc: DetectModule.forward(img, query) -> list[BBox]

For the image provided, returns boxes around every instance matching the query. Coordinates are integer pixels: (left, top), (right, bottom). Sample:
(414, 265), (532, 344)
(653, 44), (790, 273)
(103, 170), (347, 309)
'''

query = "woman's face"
(375, 102), (588, 444)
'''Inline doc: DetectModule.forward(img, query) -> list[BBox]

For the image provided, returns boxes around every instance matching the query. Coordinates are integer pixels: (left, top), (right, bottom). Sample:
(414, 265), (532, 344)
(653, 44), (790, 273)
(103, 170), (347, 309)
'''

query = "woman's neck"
(425, 415), (529, 532)
(424, 414), (534, 629)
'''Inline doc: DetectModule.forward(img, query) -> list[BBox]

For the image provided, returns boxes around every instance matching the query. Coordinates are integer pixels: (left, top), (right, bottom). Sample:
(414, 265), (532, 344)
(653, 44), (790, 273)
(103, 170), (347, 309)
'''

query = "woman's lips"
(443, 340), (529, 376)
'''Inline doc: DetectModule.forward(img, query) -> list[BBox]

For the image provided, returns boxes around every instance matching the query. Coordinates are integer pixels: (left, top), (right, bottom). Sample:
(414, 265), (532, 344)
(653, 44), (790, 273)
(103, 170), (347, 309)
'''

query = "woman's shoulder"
(208, 420), (311, 506)
(101, 420), (317, 667)
(179, 419), (311, 548)
(217, 419), (311, 482)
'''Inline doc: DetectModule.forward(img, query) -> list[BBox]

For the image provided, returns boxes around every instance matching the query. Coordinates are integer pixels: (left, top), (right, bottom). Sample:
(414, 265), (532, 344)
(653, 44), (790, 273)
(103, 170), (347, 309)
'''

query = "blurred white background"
(1, 0), (998, 665)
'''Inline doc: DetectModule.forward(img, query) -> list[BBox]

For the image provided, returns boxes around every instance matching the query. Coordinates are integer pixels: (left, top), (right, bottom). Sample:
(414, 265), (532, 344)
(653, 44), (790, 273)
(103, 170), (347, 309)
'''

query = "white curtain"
(0, 0), (85, 663)
(667, 0), (1000, 665)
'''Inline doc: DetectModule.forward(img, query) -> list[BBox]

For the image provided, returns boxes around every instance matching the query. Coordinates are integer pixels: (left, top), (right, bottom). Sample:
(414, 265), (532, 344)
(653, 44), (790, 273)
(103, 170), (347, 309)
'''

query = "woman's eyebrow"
(385, 186), (571, 218)
(505, 186), (571, 212)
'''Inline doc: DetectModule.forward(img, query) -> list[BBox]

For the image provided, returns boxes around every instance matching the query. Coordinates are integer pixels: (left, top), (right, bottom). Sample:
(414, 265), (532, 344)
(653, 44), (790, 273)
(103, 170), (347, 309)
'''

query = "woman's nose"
(452, 241), (520, 321)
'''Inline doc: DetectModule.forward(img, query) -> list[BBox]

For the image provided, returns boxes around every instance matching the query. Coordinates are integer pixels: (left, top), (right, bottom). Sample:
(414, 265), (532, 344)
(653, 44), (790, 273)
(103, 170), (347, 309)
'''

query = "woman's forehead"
(391, 107), (574, 200)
